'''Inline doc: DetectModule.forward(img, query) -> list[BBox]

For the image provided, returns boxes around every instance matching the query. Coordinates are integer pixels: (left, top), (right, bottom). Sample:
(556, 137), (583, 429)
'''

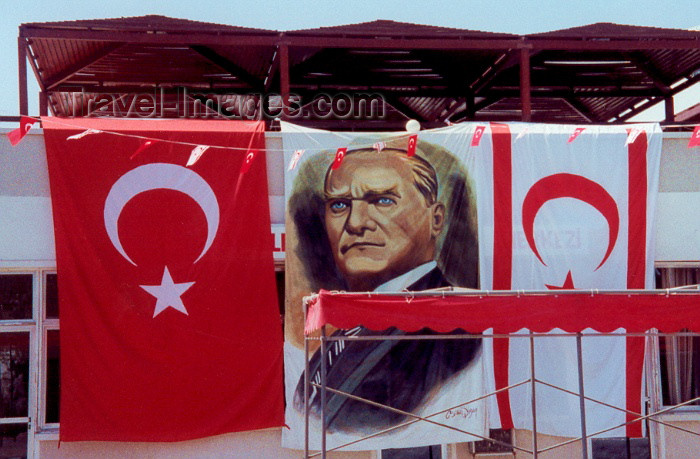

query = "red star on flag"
(545, 271), (576, 290)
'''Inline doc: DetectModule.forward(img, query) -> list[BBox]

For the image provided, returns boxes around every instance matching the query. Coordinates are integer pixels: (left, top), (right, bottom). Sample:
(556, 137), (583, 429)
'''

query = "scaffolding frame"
(301, 288), (700, 458)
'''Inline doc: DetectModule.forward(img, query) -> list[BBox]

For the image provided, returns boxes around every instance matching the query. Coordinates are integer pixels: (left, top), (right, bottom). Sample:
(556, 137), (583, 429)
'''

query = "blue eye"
(329, 200), (349, 211)
(375, 197), (395, 206)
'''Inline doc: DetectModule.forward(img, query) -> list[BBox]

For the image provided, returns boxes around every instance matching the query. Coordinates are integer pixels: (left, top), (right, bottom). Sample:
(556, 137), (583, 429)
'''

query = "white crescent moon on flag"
(104, 163), (220, 266)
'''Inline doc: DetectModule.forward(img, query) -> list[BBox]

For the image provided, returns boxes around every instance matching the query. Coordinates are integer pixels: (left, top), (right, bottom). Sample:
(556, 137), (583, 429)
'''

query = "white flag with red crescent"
(476, 122), (662, 438)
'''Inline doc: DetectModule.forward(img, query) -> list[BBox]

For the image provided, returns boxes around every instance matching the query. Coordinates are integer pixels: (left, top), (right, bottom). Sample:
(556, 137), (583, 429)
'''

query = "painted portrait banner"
(282, 121), (662, 449)
(281, 122), (488, 451)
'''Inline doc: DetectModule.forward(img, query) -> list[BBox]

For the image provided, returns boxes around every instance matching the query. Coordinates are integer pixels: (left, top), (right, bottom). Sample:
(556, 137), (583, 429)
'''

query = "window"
(656, 267), (700, 406)
(0, 269), (58, 458)
(382, 445), (442, 459)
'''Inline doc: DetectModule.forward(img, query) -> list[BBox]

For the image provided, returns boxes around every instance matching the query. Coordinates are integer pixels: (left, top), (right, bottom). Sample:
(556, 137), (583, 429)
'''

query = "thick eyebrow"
(325, 187), (401, 202)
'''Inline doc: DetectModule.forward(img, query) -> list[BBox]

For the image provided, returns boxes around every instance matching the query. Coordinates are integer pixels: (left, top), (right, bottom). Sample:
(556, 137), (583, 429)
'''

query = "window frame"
(653, 263), (700, 411)
(0, 266), (60, 451)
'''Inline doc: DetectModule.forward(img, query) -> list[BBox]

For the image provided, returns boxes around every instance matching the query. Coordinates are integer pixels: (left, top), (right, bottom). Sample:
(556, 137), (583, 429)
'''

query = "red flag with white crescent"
(407, 134), (417, 156)
(42, 118), (283, 442)
(6, 116), (37, 146)
(331, 147), (348, 170)
(471, 125), (486, 146)
(240, 149), (258, 174)
(689, 126), (700, 148)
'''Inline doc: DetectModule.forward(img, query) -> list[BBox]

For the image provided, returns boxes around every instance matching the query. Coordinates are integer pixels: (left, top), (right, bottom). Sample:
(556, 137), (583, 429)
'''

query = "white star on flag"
(140, 266), (195, 318)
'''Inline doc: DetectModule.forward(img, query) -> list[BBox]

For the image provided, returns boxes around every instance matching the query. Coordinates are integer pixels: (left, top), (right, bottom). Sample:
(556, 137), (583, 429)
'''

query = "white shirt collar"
(373, 261), (437, 293)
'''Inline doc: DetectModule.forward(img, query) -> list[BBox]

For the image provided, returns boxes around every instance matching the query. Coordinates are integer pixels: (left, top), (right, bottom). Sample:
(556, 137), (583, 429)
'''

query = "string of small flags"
(5, 117), (700, 171)
(4, 116), (421, 168)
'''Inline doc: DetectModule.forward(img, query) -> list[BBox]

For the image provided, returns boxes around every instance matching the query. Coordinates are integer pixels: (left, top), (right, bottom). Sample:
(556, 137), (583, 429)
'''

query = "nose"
(345, 200), (377, 235)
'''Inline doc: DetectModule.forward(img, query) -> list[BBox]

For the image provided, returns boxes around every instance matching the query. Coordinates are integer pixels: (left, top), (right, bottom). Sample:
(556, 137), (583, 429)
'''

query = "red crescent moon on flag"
(522, 173), (619, 270)
(104, 163), (220, 266)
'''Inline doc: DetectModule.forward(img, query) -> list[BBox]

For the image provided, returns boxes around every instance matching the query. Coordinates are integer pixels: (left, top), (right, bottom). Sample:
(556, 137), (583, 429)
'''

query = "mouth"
(340, 241), (384, 254)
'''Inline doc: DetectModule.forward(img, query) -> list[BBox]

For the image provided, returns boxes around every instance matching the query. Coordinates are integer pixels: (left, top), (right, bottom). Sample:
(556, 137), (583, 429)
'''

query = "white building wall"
(1, 129), (698, 458)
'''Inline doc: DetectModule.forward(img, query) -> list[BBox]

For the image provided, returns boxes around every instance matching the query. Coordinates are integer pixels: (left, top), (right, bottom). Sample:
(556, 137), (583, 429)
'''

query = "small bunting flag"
(689, 126), (700, 148)
(186, 145), (210, 167)
(288, 149), (305, 171)
(625, 128), (643, 146)
(240, 150), (258, 174)
(567, 127), (585, 143)
(331, 147), (347, 170)
(471, 126), (485, 147)
(407, 135), (417, 157)
(129, 139), (159, 160)
(6, 116), (38, 146)
(515, 127), (530, 141)
(66, 128), (101, 140)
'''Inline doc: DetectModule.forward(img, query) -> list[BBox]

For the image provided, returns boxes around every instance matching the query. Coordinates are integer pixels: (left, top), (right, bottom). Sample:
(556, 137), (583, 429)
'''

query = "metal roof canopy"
(17, 16), (700, 129)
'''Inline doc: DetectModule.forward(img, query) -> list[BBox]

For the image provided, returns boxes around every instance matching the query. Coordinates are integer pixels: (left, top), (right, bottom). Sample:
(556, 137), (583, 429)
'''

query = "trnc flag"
(476, 122), (662, 438)
(43, 118), (284, 442)
(6, 116), (37, 146)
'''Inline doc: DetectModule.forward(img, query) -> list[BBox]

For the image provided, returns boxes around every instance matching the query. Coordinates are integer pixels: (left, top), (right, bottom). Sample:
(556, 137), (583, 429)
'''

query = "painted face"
(324, 150), (443, 291)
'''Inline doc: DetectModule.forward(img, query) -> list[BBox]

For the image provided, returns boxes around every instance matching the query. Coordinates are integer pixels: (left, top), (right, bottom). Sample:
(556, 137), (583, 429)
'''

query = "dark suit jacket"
(294, 267), (482, 434)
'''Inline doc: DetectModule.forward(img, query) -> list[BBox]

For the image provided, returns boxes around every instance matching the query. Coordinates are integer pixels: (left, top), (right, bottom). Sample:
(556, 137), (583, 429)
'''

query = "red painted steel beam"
(18, 37), (28, 116)
(279, 42), (290, 118)
(19, 27), (279, 46)
(520, 47), (531, 122)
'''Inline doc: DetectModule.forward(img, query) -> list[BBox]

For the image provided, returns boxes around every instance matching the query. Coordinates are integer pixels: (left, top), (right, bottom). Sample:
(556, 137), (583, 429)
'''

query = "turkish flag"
(42, 118), (284, 441)
(477, 122), (662, 438)
(407, 134), (417, 156)
(471, 125), (485, 146)
(6, 116), (37, 146)
(331, 147), (347, 170)
(689, 126), (700, 148)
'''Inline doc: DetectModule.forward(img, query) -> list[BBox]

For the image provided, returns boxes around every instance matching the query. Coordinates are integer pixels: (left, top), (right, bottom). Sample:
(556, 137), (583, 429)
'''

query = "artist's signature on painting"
(445, 407), (478, 420)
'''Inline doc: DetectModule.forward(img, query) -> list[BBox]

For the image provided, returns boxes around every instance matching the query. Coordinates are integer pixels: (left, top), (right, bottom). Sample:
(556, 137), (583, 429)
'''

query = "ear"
(430, 202), (445, 238)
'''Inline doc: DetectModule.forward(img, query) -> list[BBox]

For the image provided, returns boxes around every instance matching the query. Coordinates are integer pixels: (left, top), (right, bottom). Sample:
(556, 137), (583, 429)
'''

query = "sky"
(1, 0), (699, 123)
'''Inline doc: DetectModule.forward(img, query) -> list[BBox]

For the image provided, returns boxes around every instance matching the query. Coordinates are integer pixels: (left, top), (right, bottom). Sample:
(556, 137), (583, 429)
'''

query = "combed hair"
(323, 148), (439, 206)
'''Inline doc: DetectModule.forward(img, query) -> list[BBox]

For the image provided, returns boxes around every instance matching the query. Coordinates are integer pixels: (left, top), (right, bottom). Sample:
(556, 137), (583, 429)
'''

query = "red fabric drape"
(306, 289), (700, 335)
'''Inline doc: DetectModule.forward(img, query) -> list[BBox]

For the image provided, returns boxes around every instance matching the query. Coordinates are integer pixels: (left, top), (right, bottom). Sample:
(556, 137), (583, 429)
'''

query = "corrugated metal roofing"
(527, 22), (700, 40)
(23, 14), (277, 35)
(18, 16), (700, 128)
(286, 19), (517, 39)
